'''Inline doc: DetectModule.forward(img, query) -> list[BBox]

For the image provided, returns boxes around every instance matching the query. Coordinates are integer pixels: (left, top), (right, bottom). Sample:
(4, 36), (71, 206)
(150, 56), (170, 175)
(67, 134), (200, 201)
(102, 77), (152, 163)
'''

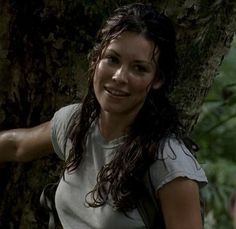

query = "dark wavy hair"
(66, 3), (183, 211)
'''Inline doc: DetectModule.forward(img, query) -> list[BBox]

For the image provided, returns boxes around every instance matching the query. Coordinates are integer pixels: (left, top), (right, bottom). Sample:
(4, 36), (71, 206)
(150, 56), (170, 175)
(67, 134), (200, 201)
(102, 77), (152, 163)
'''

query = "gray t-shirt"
(51, 104), (208, 229)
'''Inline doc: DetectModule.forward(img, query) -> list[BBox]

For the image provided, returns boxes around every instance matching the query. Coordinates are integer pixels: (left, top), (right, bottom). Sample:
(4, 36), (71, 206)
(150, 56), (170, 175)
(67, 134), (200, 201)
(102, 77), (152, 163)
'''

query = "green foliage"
(193, 36), (236, 229)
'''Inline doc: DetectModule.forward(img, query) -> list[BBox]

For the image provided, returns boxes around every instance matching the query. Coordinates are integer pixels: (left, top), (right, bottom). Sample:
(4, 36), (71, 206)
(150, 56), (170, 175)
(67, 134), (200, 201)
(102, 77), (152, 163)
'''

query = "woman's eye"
(133, 65), (148, 74)
(105, 55), (119, 64)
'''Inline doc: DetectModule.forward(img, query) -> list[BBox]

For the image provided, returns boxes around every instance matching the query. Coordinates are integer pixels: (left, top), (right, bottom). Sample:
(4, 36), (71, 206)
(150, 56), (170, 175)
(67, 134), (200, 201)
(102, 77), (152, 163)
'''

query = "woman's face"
(93, 31), (161, 119)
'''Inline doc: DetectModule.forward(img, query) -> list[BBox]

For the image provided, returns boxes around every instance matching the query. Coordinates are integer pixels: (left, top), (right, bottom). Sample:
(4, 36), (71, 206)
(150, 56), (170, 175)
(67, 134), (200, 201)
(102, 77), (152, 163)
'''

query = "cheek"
(93, 63), (102, 83)
(93, 70), (97, 88)
(93, 67), (100, 94)
(130, 78), (153, 94)
(93, 62), (107, 82)
(93, 63), (108, 95)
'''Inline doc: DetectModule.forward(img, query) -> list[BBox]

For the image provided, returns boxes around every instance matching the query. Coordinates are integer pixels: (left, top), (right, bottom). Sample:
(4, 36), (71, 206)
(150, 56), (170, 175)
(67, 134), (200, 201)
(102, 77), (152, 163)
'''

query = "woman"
(0, 3), (207, 228)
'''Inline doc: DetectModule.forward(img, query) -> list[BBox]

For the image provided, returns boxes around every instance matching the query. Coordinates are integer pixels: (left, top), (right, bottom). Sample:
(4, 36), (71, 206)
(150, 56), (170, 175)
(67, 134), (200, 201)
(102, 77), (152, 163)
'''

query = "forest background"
(195, 35), (236, 229)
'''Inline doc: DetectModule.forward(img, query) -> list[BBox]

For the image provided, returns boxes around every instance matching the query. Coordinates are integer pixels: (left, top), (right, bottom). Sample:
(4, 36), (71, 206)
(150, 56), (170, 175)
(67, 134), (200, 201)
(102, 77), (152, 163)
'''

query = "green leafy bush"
(193, 36), (236, 229)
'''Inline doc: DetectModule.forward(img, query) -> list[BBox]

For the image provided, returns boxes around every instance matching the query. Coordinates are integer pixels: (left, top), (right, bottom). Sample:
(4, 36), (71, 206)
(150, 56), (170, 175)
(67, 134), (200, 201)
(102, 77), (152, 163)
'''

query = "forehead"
(104, 32), (159, 61)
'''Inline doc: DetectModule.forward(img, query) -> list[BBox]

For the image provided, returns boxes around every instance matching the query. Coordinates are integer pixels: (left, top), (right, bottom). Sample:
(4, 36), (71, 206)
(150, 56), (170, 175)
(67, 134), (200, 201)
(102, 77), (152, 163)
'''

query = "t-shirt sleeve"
(150, 137), (208, 192)
(50, 104), (80, 160)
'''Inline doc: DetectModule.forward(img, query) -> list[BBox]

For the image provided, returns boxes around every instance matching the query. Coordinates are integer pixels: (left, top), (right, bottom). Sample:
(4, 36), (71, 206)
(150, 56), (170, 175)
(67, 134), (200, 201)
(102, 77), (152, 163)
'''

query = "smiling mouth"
(104, 86), (130, 97)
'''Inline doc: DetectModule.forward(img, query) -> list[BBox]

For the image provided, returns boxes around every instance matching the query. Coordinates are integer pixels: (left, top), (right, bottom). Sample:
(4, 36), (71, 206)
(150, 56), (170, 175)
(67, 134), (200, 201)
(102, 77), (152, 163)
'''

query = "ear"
(152, 79), (163, 90)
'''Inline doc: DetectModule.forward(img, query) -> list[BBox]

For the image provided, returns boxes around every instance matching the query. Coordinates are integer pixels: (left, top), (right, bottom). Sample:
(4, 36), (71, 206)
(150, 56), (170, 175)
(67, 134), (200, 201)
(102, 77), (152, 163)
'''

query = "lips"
(104, 86), (130, 97)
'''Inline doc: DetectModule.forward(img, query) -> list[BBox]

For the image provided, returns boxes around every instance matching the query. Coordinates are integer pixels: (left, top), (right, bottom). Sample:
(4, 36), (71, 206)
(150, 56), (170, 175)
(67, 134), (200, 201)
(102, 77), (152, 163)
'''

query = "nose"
(112, 66), (128, 83)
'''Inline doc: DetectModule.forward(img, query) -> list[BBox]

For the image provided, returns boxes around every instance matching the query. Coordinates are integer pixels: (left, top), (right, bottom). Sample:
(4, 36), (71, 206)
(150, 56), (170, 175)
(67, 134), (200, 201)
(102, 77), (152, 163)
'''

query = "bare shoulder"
(158, 177), (203, 229)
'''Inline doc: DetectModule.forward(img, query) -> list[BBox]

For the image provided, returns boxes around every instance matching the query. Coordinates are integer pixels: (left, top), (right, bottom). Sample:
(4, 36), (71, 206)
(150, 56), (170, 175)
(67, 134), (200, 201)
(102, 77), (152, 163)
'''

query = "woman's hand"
(0, 121), (54, 163)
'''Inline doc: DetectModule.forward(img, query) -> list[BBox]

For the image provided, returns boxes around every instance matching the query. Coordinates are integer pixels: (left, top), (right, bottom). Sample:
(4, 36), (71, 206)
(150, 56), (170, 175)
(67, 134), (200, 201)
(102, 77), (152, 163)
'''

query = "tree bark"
(0, 0), (235, 227)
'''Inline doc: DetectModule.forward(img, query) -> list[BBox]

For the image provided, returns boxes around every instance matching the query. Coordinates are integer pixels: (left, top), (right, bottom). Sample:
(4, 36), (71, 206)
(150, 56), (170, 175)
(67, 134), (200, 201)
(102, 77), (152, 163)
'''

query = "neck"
(98, 111), (136, 141)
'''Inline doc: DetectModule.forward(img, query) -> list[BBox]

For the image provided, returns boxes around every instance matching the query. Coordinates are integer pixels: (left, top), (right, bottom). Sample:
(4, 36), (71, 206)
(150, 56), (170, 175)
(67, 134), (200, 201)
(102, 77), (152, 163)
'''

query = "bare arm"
(0, 121), (54, 163)
(158, 177), (203, 229)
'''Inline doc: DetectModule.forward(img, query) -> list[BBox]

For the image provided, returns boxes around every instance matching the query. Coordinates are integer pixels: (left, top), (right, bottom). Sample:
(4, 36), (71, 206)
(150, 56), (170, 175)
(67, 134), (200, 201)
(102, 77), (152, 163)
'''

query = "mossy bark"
(0, 0), (235, 227)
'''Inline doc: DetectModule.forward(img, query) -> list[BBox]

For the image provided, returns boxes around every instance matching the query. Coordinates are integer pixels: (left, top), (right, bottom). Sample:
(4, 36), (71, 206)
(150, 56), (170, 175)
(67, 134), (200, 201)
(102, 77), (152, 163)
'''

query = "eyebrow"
(105, 49), (120, 57)
(105, 48), (154, 66)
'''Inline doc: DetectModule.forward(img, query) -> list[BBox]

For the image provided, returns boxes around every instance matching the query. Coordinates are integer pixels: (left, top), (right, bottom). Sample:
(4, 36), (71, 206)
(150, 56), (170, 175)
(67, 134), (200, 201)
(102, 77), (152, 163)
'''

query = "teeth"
(106, 87), (128, 96)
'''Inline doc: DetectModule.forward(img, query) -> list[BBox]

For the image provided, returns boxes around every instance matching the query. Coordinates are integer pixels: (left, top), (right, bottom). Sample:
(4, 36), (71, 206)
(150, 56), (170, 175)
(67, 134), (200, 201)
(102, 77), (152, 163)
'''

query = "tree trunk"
(0, 0), (235, 227)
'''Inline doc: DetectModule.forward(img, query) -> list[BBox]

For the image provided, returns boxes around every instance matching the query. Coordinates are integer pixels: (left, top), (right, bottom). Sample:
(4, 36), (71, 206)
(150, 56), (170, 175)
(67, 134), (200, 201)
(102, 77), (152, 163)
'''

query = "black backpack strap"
(40, 182), (62, 229)
(136, 168), (165, 229)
